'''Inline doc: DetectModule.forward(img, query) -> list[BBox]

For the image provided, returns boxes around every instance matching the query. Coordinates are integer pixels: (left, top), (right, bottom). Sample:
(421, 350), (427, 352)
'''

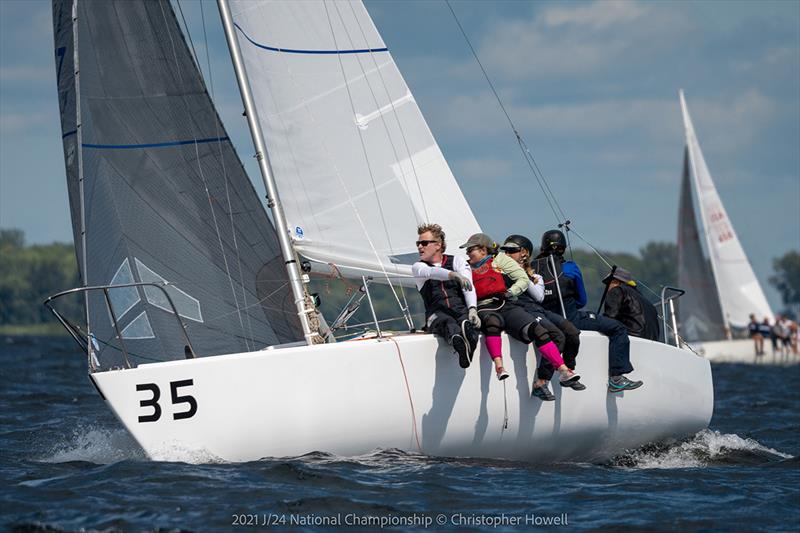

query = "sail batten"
(678, 90), (773, 333)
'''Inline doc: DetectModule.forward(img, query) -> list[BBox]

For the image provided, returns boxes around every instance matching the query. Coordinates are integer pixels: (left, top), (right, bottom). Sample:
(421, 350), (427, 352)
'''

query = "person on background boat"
(534, 229), (643, 393)
(748, 314), (764, 356)
(765, 318), (780, 355)
(500, 234), (584, 400)
(412, 223), (481, 368)
(777, 315), (793, 356)
(601, 267), (661, 342)
(461, 233), (582, 388)
(758, 318), (774, 355)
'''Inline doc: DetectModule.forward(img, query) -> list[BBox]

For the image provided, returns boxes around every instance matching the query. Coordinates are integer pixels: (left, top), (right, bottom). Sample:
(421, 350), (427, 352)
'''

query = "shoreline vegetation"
(3, 228), (797, 337)
(0, 323), (68, 336)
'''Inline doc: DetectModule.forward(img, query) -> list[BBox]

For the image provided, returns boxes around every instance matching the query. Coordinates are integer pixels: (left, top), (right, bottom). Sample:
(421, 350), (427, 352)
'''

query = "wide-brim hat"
(459, 233), (495, 250)
(602, 267), (635, 285)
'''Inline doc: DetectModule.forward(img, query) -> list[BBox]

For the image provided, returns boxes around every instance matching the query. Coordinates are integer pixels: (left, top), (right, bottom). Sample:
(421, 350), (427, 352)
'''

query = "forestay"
(53, 0), (302, 369)
(228, 0), (481, 280)
(679, 90), (773, 329)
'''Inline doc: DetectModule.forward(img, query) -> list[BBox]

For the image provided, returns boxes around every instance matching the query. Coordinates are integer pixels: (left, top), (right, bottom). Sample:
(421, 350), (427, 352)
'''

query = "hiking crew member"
(501, 234), (584, 401)
(534, 229), (643, 393)
(412, 224), (481, 368)
(602, 267), (661, 341)
(461, 233), (582, 388)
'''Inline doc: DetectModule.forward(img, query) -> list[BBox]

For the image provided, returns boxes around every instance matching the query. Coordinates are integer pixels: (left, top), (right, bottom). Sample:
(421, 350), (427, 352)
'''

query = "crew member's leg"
(502, 304), (584, 391)
(544, 310), (581, 369)
(428, 311), (475, 368)
(478, 310), (508, 380)
(574, 312), (642, 392)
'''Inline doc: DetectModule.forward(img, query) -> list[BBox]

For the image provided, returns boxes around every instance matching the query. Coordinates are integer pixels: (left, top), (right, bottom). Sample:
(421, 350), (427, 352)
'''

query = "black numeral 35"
(136, 379), (197, 422)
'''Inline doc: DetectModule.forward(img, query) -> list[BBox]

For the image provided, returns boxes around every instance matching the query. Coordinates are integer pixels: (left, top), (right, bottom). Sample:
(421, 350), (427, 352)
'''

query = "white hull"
(91, 331), (713, 463)
(691, 338), (799, 365)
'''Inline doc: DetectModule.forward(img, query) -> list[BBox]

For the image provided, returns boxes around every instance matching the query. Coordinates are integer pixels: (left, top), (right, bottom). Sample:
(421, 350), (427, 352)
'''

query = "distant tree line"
(2, 228), (797, 331)
(770, 250), (800, 318)
(0, 229), (83, 327)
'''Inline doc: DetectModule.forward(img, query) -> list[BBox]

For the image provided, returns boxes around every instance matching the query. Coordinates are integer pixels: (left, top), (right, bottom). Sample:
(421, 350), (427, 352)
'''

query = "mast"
(679, 89), (732, 339)
(71, 0), (94, 365)
(217, 0), (315, 344)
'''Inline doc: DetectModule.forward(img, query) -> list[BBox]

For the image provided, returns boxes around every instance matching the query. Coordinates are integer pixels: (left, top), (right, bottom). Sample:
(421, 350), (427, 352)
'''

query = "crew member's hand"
(468, 307), (481, 329)
(504, 290), (517, 301)
(448, 271), (473, 291)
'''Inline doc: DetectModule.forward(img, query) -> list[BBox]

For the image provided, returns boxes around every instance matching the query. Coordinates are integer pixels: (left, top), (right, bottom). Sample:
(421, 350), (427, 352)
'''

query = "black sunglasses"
(416, 240), (439, 247)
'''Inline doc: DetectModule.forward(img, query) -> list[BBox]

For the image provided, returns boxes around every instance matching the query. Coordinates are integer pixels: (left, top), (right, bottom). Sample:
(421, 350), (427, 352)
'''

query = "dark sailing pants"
(477, 300), (540, 344)
(572, 311), (633, 376)
(427, 309), (479, 348)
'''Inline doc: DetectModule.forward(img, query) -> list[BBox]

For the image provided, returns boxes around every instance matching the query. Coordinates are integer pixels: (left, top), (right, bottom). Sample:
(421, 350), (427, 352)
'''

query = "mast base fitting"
(301, 261), (312, 273)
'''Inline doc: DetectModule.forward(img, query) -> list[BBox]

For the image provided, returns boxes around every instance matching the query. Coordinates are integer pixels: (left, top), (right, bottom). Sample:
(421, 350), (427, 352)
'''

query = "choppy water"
(1, 335), (798, 531)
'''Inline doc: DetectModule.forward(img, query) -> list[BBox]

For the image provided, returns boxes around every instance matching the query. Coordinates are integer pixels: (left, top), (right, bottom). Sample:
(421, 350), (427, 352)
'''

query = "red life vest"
(471, 258), (507, 300)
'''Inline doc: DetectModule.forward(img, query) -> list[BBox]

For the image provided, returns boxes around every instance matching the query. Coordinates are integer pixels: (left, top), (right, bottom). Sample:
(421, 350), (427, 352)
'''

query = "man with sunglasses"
(412, 223), (481, 368)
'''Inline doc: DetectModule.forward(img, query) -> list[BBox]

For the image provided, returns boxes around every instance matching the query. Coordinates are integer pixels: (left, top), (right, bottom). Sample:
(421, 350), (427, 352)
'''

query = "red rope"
(389, 337), (422, 453)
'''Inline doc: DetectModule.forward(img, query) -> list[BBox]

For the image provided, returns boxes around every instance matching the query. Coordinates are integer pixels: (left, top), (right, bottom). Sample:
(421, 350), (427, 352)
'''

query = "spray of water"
(40, 426), (146, 464)
(611, 429), (793, 469)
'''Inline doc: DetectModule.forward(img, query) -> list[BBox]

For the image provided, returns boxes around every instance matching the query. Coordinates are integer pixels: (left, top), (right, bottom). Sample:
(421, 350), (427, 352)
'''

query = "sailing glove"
(468, 307), (481, 329)
(503, 290), (517, 301)
(448, 271), (473, 291)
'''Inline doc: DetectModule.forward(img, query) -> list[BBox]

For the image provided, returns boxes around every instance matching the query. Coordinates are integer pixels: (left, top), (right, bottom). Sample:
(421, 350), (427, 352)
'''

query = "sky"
(0, 0), (798, 310)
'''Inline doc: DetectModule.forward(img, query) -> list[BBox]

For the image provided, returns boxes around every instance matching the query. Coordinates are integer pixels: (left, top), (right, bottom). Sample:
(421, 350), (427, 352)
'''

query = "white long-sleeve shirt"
(527, 274), (545, 303)
(412, 254), (477, 308)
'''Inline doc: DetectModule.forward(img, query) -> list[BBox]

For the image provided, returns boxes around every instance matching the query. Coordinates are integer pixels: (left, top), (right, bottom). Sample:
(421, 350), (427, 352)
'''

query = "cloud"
(543, 0), (646, 30)
(0, 110), (54, 135)
(0, 65), (53, 85)
(474, 1), (687, 79)
(453, 156), (513, 182)
(683, 89), (775, 153)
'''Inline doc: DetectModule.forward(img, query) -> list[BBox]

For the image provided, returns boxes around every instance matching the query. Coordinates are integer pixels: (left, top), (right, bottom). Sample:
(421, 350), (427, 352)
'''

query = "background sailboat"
(49, 0), (713, 462)
(677, 90), (777, 362)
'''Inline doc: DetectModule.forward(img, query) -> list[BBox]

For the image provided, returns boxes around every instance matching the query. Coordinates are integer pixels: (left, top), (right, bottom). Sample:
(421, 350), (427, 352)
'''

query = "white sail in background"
(679, 90), (773, 329)
(228, 0), (480, 279)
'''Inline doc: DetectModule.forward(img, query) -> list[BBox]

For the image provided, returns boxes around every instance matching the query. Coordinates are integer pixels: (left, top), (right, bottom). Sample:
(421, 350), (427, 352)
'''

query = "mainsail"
(677, 148), (726, 341)
(678, 90), (773, 332)
(227, 0), (481, 280)
(53, 0), (302, 368)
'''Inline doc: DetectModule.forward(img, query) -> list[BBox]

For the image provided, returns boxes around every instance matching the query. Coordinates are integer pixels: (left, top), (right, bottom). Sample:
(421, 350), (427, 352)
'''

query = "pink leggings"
(485, 335), (503, 360)
(486, 336), (565, 369)
(538, 341), (565, 368)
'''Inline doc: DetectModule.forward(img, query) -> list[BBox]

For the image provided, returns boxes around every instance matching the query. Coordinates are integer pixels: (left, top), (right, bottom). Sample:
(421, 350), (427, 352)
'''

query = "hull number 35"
(136, 379), (197, 423)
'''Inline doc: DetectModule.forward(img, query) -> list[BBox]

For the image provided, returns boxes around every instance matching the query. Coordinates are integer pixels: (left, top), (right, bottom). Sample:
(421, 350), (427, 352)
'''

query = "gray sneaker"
(532, 384), (556, 401)
(608, 375), (643, 393)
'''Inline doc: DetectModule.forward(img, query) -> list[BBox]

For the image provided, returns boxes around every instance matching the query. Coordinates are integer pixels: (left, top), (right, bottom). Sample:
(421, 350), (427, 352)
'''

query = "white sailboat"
(48, 0), (713, 463)
(677, 90), (780, 363)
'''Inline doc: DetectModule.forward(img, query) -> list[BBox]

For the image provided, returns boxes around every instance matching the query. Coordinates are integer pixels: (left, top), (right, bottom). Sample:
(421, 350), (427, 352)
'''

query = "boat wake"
(609, 429), (793, 469)
(40, 425), (146, 464)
